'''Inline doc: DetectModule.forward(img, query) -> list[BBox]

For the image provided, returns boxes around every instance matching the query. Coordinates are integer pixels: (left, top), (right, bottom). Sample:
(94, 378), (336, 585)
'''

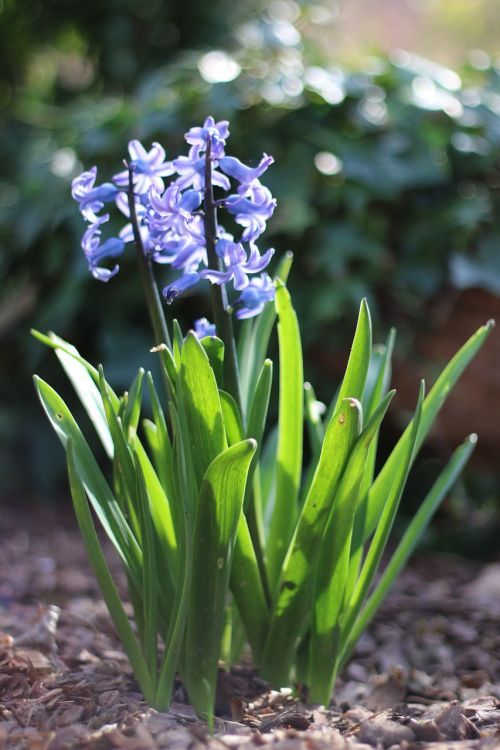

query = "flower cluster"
(71, 117), (276, 319)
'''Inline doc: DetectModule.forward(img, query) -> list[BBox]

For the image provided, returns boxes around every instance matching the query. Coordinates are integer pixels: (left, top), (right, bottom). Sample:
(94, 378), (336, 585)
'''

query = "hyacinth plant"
(33, 117), (493, 727)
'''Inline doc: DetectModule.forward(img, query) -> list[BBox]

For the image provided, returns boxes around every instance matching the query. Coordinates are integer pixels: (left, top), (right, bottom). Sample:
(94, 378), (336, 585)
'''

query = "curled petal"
(246, 244), (275, 272)
(235, 273), (276, 319)
(219, 153), (274, 187)
(199, 268), (233, 285)
(82, 217), (125, 282)
(163, 272), (200, 303)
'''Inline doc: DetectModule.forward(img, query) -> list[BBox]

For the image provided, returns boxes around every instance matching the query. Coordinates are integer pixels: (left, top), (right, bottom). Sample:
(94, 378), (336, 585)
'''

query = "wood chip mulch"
(1, 506), (500, 749)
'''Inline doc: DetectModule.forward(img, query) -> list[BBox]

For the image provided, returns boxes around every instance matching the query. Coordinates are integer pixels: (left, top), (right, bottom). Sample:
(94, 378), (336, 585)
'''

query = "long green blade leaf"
(359, 320), (493, 544)
(331, 299), (372, 417)
(339, 433), (477, 669)
(178, 333), (227, 490)
(36, 332), (115, 456)
(135, 453), (159, 681)
(66, 443), (154, 704)
(309, 390), (395, 704)
(267, 282), (304, 586)
(34, 377), (141, 583)
(231, 514), (270, 662)
(184, 439), (256, 725)
(342, 381), (425, 649)
(262, 397), (361, 685)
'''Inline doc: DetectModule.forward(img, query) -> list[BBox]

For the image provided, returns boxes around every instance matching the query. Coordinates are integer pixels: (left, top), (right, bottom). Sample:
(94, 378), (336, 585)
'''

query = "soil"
(1, 506), (500, 750)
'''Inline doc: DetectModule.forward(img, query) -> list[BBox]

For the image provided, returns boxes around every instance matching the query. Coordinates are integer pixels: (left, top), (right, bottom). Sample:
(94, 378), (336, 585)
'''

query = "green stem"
(127, 167), (172, 351)
(203, 139), (242, 410)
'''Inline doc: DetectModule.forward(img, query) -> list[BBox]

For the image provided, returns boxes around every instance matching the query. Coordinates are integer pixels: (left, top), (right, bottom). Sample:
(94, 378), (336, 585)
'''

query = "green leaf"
(246, 359), (273, 450)
(173, 319), (184, 366)
(332, 298), (372, 417)
(178, 333), (227, 490)
(122, 369), (145, 439)
(347, 330), (397, 593)
(134, 453), (159, 681)
(342, 381), (425, 651)
(230, 514), (270, 662)
(184, 439), (257, 725)
(243, 358), (274, 591)
(339, 433), (477, 669)
(134, 442), (178, 584)
(146, 373), (176, 508)
(66, 443), (154, 705)
(37, 331), (115, 456)
(98, 368), (142, 541)
(359, 320), (493, 545)
(267, 282), (304, 586)
(220, 389), (244, 445)
(34, 376), (141, 584)
(262, 397), (361, 685)
(31, 330), (102, 386)
(361, 329), (396, 419)
(201, 336), (225, 387)
(304, 382), (325, 460)
(151, 344), (178, 395)
(309, 390), (395, 704)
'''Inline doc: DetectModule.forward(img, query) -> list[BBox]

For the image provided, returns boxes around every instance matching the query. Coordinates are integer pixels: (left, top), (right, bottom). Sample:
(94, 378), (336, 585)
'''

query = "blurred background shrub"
(1, 0), (499, 550)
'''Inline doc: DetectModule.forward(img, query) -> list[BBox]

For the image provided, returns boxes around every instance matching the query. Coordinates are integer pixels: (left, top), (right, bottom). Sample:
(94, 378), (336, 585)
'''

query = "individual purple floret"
(193, 317), (216, 338)
(172, 146), (231, 192)
(163, 272), (201, 303)
(200, 239), (274, 290)
(234, 274), (276, 319)
(113, 140), (175, 194)
(147, 185), (203, 239)
(185, 116), (229, 158)
(153, 232), (207, 273)
(219, 153), (274, 190)
(225, 184), (277, 242)
(81, 216), (125, 282)
(72, 167), (119, 223)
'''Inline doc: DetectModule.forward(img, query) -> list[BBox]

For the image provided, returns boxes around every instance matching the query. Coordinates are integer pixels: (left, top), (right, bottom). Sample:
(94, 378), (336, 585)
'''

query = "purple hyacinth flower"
(147, 184), (202, 238)
(225, 184), (277, 242)
(200, 238), (274, 291)
(152, 231), (207, 273)
(185, 116), (229, 158)
(72, 167), (119, 223)
(173, 146), (230, 191)
(81, 216), (125, 281)
(234, 273), (276, 319)
(219, 153), (274, 189)
(193, 317), (216, 338)
(163, 272), (201, 303)
(113, 140), (175, 194)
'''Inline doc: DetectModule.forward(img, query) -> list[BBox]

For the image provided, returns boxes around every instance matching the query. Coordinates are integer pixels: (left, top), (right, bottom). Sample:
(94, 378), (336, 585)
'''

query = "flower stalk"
(127, 167), (172, 351)
(203, 138), (242, 409)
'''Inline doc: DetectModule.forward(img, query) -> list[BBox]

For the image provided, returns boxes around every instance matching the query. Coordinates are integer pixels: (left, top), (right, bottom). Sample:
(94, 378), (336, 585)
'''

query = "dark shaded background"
(1, 0), (500, 554)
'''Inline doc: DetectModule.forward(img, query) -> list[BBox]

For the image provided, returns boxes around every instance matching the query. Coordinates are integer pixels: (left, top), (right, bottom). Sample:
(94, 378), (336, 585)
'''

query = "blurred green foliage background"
(2, 0), (500, 547)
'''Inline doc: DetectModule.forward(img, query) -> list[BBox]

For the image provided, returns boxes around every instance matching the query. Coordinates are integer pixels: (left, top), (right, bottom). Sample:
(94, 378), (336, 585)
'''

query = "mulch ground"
(1, 505), (500, 750)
